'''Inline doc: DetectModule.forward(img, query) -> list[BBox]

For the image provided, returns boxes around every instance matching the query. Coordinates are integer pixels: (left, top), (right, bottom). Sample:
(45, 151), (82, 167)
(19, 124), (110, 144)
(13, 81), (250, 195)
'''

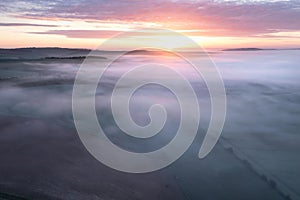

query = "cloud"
(0, 22), (59, 27)
(1, 0), (300, 37)
(29, 29), (121, 38)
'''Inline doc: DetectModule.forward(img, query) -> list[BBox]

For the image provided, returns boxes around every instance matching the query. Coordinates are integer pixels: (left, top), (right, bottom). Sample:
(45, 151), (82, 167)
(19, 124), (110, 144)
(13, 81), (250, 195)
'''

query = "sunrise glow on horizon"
(1, 0), (300, 49)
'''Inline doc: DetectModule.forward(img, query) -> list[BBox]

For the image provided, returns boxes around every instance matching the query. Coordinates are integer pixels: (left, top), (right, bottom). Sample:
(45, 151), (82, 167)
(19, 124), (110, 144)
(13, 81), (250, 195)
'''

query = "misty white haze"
(0, 48), (299, 199)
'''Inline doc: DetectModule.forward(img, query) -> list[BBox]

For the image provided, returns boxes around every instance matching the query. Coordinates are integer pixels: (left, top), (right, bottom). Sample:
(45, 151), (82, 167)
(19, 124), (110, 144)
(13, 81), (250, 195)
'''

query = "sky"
(0, 0), (300, 49)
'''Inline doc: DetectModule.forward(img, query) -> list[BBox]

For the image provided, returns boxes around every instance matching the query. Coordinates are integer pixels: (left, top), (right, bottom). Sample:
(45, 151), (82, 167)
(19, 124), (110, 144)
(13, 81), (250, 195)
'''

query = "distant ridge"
(223, 48), (270, 51)
(0, 48), (100, 61)
(1, 47), (299, 60)
(44, 56), (106, 60)
(0, 47), (91, 51)
(222, 48), (300, 51)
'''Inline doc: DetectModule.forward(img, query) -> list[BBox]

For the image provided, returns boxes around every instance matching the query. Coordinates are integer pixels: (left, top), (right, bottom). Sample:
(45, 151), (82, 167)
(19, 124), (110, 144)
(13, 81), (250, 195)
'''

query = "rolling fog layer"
(0, 49), (299, 200)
